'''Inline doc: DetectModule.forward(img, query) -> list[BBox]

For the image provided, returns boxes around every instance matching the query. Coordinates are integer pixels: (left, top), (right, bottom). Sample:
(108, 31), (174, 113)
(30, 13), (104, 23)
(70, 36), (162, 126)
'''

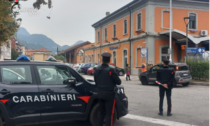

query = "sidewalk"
(123, 75), (209, 86)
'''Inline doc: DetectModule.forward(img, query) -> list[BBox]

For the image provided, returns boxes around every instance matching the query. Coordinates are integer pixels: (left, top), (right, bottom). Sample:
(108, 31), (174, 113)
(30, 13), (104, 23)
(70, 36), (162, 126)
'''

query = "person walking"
(124, 64), (131, 81)
(94, 52), (121, 126)
(156, 58), (174, 116)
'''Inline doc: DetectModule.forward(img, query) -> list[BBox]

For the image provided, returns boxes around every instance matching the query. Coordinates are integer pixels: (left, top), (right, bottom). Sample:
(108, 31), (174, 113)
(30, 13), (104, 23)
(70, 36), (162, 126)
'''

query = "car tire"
(141, 77), (148, 85)
(182, 82), (189, 86)
(0, 115), (4, 126)
(173, 81), (177, 87)
(90, 103), (117, 126)
(118, 71), (124, 76)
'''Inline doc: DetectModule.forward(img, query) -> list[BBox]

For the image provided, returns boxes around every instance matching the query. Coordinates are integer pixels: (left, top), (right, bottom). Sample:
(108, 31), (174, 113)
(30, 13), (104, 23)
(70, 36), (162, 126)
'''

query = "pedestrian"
(139, 63), (147, 72)
(124, 64), (131, 81)
(94, 52), (121, 126)
(156, 58), (174, 116)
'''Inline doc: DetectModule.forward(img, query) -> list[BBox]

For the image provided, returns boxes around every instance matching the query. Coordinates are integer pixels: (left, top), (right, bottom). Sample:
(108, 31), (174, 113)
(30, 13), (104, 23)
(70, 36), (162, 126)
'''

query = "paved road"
(50, 74), (209, 126)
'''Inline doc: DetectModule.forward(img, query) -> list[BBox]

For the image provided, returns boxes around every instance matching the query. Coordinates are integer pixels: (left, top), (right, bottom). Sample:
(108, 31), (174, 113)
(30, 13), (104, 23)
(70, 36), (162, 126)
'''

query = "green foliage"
(54, 54), (65, 62)
(11, 48), (19, 60)
(0, 0), (20, 45)
(186, 58), (209, 81)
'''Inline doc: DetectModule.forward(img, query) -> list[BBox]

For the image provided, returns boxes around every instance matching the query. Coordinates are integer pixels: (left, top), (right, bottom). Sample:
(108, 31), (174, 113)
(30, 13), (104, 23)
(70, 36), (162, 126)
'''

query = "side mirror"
(67, 78), (76, 87)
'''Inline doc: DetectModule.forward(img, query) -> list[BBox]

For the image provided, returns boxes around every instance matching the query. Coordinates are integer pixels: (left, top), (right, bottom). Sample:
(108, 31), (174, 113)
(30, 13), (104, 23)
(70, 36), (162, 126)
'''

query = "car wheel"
(173, 81), (177, 87)
(141, 77), (148, 85)
(118, 71), (124, 76)
(90, 103), (117, 126)
(182, 82), (189, 86)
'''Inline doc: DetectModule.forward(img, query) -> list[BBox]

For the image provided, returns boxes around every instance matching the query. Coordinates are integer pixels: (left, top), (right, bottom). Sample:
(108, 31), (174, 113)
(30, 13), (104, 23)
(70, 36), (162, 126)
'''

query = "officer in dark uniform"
(156, 58), (174, 116)
(94, 52), (121, 126)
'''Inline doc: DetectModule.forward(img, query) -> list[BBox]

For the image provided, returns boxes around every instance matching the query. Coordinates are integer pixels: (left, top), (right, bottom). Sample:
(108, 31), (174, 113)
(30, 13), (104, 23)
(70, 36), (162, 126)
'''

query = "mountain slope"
(17, 27), (84, 54)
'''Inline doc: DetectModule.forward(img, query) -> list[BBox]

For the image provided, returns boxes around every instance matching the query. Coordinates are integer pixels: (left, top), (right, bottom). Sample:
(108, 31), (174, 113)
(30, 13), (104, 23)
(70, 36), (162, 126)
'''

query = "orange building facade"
(84, 0), (209, 75)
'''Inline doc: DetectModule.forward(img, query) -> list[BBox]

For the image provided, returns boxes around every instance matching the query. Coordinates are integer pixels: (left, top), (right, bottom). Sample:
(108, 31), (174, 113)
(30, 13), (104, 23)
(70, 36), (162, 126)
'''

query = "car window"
(91, 63), (95, 67)
(36, 66), (77, 85)
(109, 65), (116, 69)
(1, 66), (33, 84)
(151, 65), (160, 72)
(179, 66), (188, 71)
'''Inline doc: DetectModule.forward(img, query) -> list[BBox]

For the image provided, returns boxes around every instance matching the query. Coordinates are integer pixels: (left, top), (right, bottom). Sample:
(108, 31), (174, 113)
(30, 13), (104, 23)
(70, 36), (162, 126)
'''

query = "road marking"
(124, 114), (196, 126)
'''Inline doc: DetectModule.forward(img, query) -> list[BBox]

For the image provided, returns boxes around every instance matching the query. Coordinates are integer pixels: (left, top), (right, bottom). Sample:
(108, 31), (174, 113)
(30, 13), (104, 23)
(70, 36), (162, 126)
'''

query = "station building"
(83, 0), (209, 75)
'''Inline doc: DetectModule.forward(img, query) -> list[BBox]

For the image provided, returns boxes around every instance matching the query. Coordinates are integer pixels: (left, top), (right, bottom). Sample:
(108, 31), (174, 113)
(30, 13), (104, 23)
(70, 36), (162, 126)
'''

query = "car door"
(34, 65), (88, 123)
(0, 65), (41, 125)
(147, 65), (161, 82)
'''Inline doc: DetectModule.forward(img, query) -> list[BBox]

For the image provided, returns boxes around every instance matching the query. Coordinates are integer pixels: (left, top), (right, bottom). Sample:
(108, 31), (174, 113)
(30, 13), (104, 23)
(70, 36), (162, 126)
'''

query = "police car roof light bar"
(16, 55), (30, 62)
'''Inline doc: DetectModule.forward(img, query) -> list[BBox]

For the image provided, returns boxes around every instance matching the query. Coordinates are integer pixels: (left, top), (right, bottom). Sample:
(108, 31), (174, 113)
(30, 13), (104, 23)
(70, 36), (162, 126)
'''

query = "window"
(92, 55), (94, 62)
(36, 66), (76, 85)
(98, 54), (100, 63)
(124, 20), (127, 34)
(113, 24), (116, 38)
(113, 51), (116, 65)
(137, 13), (142, 30)
(88, 55), (91, 63)
(151, 65), (160, 72)
(105, 28), (107, 40)
(189, 13), (196, 29)
(123, 50), (128, 68)
(1, 66), (32, 84)
(161, 47), (169, 62)
(85, 56), (87, 63)
(98, 31), (100, 42)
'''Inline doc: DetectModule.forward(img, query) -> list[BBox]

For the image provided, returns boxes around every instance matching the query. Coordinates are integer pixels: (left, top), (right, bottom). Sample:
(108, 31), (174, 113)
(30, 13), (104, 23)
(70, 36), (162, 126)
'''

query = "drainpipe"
(99, 22), (103, 64)
(128, 7), (132, 73)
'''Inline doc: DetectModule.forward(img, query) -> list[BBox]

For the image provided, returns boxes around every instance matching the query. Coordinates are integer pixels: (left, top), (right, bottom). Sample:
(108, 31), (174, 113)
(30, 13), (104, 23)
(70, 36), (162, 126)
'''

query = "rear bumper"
(175, 77), (192, 84)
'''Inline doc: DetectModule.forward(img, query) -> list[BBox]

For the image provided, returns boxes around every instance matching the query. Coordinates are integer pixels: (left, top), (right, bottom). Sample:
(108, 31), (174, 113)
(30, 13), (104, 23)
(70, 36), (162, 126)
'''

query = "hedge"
(186, 58), (209, 81)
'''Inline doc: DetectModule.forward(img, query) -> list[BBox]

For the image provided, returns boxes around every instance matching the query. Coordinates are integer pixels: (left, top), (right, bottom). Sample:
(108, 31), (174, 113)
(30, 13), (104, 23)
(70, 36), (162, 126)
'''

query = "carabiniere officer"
(156, 58), (174, 116)
(94, 52), (121, 126)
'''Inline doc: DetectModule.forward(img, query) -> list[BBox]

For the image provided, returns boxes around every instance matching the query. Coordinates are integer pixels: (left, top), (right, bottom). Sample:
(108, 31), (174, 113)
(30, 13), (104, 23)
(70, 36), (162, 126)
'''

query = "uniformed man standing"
(94, 52), (121, 126)
(156, 58), (174, 116)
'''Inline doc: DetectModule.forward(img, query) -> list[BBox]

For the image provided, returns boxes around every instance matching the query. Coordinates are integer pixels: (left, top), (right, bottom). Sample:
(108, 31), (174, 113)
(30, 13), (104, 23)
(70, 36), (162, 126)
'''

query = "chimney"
(106, 12), (110, 16)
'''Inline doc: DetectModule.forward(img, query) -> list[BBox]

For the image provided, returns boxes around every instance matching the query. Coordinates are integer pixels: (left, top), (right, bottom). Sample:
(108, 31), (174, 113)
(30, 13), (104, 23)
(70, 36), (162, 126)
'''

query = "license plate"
(183, 74), (188, 76)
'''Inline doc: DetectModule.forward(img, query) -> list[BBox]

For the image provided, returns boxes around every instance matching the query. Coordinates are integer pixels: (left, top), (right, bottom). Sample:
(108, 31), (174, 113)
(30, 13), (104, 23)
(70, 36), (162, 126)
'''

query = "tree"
(57, 46), (59, 54)
(54, 54), (65, 61)
(0, 0), (20, 45)
(11, 48), (19, 60)
(33, 0), (52, 10)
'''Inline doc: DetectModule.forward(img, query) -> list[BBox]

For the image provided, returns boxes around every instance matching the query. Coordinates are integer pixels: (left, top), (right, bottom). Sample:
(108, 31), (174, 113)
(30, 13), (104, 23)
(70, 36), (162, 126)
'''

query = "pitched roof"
(58, 41), (91, 54)
(33, 48), (51, 52)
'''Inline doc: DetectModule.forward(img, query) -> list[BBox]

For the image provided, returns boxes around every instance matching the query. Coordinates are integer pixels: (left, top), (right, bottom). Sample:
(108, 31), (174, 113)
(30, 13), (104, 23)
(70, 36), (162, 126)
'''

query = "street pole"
(169, 0), (172, 62)
(186, 24), (188, 62)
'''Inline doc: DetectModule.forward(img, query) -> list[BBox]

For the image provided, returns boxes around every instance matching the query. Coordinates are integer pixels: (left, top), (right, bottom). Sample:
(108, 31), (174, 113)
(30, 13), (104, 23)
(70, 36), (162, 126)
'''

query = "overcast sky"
(17, 0), (132, 46)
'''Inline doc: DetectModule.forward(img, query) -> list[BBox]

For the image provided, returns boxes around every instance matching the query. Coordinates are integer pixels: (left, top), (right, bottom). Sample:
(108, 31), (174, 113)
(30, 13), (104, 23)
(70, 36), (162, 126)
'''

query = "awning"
(159, 29), (209, 44)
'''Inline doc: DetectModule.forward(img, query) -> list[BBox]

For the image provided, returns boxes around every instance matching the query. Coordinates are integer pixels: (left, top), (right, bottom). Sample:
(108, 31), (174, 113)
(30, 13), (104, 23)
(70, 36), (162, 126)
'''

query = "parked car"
(81, 63), (98, 74)
(87, 67), (94, 75)
(77, 63), (85, 73)
(73, 64), (81, 70)
(139, 62), (192, 86)
(0, 55), (128, 126)
(93, 64), (125, 76)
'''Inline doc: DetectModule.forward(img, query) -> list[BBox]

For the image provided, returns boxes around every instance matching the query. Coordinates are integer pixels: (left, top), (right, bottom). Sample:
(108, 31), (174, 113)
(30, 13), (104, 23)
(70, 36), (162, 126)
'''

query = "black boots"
(167, 112), (172, 116)
(158, 112), (163, 116)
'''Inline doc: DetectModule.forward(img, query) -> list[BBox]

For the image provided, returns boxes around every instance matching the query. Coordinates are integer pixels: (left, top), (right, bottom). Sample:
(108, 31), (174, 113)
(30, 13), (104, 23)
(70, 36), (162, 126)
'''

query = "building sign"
(185, 47), (205, 53)
(141, 47), (148, 57)
(181, 45), (186, 50)
(109, 45), (120, 50)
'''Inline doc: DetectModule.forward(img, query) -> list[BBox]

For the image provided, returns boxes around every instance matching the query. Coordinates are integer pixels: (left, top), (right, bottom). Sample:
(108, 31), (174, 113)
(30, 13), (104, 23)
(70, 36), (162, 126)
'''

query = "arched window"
(137, 13), (142, 30)
(105, 28), (107, 40)
(113, 51), (117, 66)
(124, 20), (127, 34)
(113, 24), (116, 38)
(98, 31), (100, 42)
(123, 50), (128, 68)
(189, 13), (197, 29)
(88, 55), (91, 63)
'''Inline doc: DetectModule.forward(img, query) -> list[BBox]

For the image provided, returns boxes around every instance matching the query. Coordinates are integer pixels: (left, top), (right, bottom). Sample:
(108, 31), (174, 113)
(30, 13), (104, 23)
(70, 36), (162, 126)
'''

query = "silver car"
(139, 62), (192, 87)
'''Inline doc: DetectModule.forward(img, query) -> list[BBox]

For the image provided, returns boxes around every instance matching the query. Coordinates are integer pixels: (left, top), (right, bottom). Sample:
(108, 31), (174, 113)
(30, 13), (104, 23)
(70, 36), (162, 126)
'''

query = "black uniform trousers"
(159, 86), (172, 113)
(98, 98), (116, 126)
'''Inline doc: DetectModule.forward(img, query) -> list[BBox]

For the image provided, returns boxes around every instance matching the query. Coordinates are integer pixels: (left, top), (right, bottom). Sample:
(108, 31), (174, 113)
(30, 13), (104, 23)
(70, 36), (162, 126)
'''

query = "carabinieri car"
(0, 55), (128, 126)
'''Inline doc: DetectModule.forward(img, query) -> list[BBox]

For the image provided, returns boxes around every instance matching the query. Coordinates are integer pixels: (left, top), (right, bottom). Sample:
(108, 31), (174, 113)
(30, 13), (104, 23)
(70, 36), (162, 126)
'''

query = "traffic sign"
(185, 47), (205, 53)
(141, 47), (148, 57)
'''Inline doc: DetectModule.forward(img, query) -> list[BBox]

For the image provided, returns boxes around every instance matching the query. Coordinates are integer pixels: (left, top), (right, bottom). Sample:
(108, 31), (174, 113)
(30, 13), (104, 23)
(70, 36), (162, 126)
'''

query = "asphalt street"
(49, 74), (209, 126)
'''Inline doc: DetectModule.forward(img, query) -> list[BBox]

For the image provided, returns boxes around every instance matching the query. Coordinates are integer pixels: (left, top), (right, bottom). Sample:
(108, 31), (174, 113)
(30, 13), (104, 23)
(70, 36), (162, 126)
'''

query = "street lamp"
(184, 17), (190, 61)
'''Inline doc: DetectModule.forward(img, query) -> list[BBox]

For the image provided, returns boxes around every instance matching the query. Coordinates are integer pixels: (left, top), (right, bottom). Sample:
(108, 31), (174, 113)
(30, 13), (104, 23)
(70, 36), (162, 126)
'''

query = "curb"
(190, 82), (209, 86)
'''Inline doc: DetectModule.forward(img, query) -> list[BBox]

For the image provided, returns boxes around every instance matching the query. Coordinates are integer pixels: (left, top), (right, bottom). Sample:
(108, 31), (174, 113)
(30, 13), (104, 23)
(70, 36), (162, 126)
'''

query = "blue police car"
(0, 55), (128, 126)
